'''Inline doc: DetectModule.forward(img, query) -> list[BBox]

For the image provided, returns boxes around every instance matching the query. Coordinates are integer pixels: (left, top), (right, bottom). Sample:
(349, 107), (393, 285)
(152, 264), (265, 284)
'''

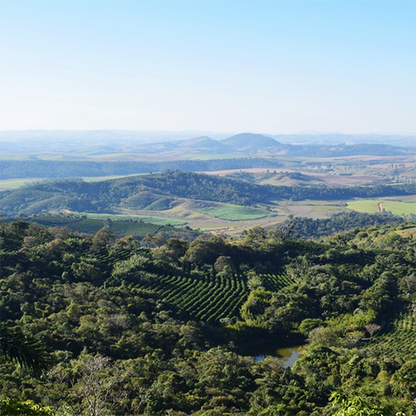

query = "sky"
(0, 0), (415, 135)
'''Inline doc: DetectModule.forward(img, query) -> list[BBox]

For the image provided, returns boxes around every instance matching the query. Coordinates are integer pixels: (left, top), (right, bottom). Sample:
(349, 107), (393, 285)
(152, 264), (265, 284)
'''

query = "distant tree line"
(277, 211), (406, 239)
(0, 159), (284, 180)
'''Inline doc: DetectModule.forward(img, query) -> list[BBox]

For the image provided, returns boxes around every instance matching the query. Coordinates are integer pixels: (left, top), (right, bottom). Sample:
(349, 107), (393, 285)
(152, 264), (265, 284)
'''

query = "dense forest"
(280, 211), (411, 239)
(2, 170), (416, 216)
(1, 219), (416, 415)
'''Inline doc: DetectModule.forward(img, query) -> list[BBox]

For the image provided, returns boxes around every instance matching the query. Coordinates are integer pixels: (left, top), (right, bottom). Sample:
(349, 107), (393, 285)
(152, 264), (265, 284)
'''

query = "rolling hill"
(220, 133), (288, 153)
(1, 170), (416, 217)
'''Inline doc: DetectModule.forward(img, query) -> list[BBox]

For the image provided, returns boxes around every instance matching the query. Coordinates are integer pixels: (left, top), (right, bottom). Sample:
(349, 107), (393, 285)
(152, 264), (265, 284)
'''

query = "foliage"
(1, 214), (196, 242)
(196, 204), (273, 221)
(329, 393), (385, 416)
(0, 158), (284, 180)
(1, 219), (416, 415)
(279, 211), (405, 239)
(2, 170), (416, 216)
(0, 398), (54, 416)
(0, 324), (52, 375)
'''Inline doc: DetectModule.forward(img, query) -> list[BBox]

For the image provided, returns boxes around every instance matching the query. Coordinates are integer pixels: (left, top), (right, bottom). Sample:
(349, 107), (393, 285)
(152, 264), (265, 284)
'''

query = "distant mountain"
(1, 131), (416, 159)
(168, 133), (416, 156)
(177, 136), (235, 153)
(121, 136), (235, 155)
(221, 133), (287, 153)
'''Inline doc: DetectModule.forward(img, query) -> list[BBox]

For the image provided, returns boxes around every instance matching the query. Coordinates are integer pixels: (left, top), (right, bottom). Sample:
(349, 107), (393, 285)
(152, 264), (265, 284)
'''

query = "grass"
(348, 199), (416, 216)
(0, 174), (145, 190)
(196, 204), (274, 221)
(0, 179), (45, 189)
(81, 174), (143, 182)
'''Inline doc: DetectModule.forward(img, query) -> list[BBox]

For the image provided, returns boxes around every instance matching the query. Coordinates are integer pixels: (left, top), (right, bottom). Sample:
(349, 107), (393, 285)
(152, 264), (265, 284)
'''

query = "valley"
(1, 147), (415, 234)
(1, 132), (416, 415)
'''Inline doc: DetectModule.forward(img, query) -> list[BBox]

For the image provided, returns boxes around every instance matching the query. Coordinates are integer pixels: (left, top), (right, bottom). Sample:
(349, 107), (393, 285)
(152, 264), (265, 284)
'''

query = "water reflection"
(240, 341), (304, 368)
(254, 346), (302, 368)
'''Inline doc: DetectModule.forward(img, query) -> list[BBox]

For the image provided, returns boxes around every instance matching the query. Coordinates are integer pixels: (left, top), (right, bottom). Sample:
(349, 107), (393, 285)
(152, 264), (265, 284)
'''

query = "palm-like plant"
(0, 323), (51, 375)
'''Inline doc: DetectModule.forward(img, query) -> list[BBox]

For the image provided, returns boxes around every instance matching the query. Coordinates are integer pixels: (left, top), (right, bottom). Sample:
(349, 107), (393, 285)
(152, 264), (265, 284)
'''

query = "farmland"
(1, 213), (191, 239)
(132, 272), (294, 323)
(348, 197), (416, 216)
(373, 309), (416, 361)
(195, 203), (274, 221)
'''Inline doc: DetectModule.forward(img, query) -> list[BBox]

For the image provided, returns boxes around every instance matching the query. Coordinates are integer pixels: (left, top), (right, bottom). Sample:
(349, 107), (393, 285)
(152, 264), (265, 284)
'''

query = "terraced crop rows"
(141, 273), (248, 322)
(137, 270), (294, 323)
(260, 273), (293, 292)
(373, 309), (416, 360)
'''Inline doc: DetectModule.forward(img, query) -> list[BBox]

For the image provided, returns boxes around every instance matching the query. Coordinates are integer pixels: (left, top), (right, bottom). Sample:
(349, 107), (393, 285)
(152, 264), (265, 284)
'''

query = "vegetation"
(1, 218), (416, 414)
(0, 158), (284, 180)
(75, 212), (187, 226)
(278, 211), (407, 239)
(0, 323), (51, 375)
(348, 199), (416, 216)
(2, 170), (416, 217)
(196, 204), (273, 221)
(0, 214), (195, 240)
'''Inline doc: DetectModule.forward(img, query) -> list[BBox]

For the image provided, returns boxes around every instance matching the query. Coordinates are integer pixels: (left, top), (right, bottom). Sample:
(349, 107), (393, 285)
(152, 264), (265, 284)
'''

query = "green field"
(348, 199), (416, 216)
(196, 204), (274, 221)
(0, 178), (46, 189)
(0, 175), (143, 189)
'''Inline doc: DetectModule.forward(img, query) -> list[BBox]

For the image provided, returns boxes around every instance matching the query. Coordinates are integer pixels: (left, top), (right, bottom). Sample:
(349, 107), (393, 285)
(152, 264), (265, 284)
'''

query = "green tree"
(91, 228), (115, 247)
(0, 323), (51, 375)
(329, 392), (385, 416)
(0, 398), (54, 416)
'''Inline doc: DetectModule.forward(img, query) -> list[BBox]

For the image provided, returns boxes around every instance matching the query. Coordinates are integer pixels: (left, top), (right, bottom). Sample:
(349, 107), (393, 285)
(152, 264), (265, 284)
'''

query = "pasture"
(348, 198), (416, 216)
(196, 204), (274, 221)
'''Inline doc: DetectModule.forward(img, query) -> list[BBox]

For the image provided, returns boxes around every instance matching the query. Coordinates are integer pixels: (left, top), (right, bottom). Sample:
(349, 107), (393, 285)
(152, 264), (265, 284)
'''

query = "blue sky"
(0, 0), (415, 134)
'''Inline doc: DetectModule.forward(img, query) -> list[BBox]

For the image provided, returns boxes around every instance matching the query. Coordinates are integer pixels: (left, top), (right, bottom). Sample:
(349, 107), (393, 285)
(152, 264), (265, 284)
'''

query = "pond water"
(254, 345), (302, 367)
(239, 341), (304, 368)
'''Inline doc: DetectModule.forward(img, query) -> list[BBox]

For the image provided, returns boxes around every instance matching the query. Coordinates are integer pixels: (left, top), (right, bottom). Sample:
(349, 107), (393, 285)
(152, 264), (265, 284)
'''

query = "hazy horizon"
(1, 129), (415, 149)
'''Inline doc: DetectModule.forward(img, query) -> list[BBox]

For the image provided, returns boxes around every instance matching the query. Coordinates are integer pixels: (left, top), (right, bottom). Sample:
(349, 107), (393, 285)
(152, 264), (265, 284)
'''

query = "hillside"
(0, 158), (285, 180)
(177, 136), (235, 153)
(1, 132), (416, 165)
(1, 170), (416, 218)
(1, 220), (416, 415)
(220, 133), (288, 153)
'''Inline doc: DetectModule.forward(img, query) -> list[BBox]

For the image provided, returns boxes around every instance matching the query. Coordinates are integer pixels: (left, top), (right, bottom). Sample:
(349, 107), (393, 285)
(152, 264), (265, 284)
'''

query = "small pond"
(239, 339), (304, 368)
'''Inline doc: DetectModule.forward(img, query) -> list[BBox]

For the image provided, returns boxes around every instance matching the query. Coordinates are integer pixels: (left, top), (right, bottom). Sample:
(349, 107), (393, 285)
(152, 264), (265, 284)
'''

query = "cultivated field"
(195, 204), (274, 221)
(348, 198), (416, 216)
